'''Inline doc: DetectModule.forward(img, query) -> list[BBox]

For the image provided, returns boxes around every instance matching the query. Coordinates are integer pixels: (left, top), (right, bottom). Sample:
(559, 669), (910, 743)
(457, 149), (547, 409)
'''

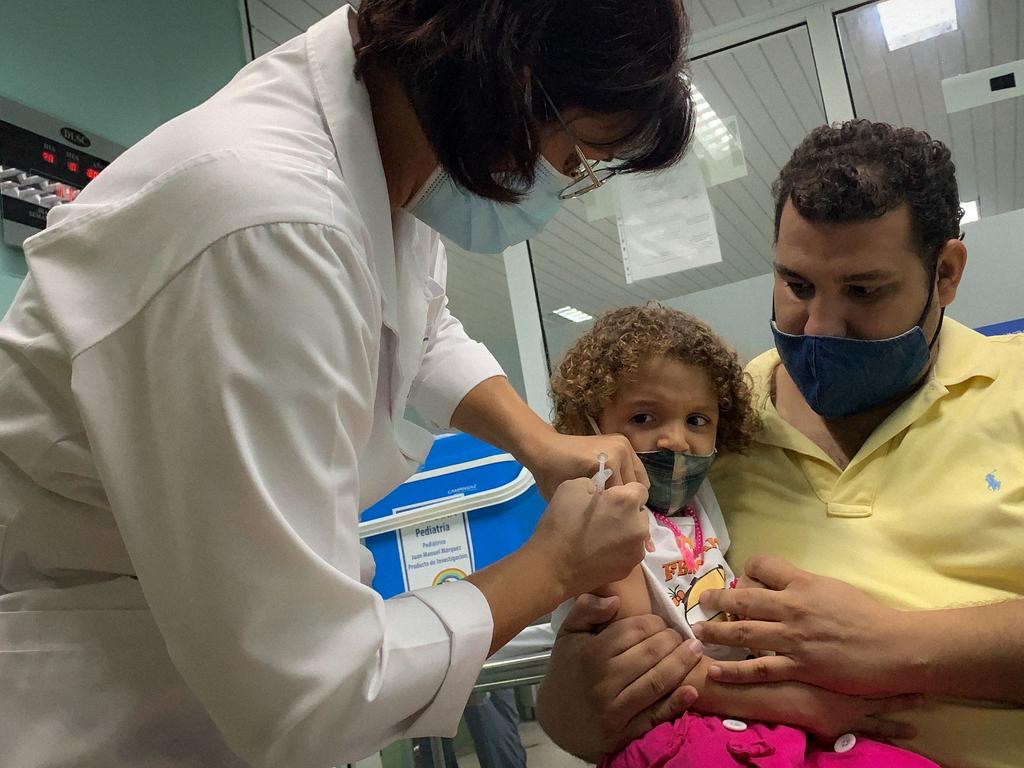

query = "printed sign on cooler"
(399, 512), (475, 591)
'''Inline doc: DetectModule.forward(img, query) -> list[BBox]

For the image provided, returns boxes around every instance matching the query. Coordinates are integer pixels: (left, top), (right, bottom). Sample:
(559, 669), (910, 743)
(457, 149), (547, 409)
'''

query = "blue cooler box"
(360, 433), (546, 598)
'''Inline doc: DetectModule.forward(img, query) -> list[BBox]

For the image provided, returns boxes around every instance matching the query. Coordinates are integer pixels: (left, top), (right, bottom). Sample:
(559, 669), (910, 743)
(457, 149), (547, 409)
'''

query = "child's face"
(598, 355), (719, 455)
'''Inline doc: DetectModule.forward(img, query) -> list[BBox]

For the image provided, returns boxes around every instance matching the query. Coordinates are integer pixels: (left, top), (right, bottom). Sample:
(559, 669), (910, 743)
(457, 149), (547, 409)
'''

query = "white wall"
(0, 1), (248, 314)
(665, 273), (775, 364)
(950, 208), (1024, 328)
(542, 273), (778, 372)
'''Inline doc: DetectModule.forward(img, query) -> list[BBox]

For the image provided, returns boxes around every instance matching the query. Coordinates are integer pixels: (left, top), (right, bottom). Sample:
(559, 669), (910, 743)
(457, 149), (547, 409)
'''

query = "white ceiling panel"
(247, 0), (303, 50)
(838, 0), (1024, 219)
(688, 0), (788, 34)
(247, 0), (344, 56)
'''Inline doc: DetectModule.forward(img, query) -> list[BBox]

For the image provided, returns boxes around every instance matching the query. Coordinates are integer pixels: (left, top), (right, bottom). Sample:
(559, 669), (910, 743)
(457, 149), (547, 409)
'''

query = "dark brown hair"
(773, 119), (963, 266)
(355, 0), (695, 202)
(551, 303), (759, 454)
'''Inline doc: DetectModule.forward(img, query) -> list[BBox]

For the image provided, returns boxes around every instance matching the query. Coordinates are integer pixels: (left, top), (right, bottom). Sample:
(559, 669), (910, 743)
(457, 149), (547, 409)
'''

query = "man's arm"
(696, 556), (1024, 705)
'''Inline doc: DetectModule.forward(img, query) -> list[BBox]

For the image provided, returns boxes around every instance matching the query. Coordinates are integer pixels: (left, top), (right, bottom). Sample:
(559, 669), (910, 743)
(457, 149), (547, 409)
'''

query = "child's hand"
(791, 686), (924, 742)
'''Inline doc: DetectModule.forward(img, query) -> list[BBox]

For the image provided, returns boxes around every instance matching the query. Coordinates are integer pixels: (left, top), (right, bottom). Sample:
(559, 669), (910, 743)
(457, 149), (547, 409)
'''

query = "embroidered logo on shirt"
(985, 471), (1001, 491)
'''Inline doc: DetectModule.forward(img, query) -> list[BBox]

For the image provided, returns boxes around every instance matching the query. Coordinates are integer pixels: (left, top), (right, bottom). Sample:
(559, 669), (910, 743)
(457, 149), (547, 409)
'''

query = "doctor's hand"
(693, 556), (908, 697)
(521, 432), (648, 501)
(537, 594), (703, 762)
(529, 477), (650, 599)
(467, 476), (649, 656)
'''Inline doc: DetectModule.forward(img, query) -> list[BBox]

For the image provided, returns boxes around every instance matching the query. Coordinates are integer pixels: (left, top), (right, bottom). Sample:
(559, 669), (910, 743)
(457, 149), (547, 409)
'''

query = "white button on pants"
(834, 733), (857, 753)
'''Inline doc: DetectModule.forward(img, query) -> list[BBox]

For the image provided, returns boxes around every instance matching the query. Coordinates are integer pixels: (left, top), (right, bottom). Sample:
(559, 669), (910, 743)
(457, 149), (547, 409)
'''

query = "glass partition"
(530, 25), (826, 366)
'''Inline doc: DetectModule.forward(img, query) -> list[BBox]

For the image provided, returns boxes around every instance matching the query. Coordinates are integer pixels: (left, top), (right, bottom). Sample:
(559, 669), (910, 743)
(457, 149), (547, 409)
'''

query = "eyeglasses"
(534, 79), (618, 200)
(560, 146), (618, 200)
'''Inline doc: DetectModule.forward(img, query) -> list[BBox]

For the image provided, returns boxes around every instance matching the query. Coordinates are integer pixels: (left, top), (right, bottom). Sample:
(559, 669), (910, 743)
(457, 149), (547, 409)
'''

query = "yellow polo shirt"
(711, 318), (1024, 768)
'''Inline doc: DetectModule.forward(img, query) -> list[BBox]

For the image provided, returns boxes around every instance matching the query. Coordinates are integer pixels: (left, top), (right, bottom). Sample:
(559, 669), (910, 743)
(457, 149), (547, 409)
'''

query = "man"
(537, 120), (1024, 768)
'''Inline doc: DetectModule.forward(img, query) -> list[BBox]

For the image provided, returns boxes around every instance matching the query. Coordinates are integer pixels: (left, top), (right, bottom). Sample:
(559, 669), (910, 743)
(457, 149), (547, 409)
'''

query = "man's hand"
(520, 432), (649, 501)
(693, 555), (910, 696)
(536, 595), (702, 762)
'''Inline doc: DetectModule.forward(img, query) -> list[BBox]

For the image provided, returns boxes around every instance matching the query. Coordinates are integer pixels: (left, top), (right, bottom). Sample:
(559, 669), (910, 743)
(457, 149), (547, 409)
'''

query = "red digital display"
(55, 184), (79, 202)
(41, 150), (56, 164)
(67, 161), (79, 173)
(85, 167), (100, 180)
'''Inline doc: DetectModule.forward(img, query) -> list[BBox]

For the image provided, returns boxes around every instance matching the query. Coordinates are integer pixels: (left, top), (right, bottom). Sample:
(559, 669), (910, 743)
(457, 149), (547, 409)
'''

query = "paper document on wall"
(615, 152), (722, 284)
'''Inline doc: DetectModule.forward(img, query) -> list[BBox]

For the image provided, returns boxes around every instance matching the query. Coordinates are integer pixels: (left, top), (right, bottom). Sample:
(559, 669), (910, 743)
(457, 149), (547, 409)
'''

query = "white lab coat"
(0, 7), (501, 767)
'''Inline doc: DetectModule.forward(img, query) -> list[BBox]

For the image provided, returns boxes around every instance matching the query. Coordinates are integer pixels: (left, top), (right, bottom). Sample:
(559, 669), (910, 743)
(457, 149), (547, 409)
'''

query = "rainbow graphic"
(433, 568), (468, 585)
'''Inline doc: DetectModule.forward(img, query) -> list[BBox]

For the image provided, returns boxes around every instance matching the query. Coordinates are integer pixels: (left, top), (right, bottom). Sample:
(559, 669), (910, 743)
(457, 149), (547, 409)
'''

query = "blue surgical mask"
(771, 291), (943, 420)
(585, 415), (714, 515)
(408, 157), (571, 254)
(636, 449), (716, 516)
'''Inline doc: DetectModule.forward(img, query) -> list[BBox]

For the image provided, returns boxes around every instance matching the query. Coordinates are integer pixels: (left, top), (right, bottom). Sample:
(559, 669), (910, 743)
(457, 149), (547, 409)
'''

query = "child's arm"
(594, 564), (651, 619)
(602, 566), (921, 741)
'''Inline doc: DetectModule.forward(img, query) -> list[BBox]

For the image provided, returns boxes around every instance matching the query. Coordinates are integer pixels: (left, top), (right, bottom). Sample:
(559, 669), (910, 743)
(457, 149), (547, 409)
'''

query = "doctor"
(0, 1), (696, 766)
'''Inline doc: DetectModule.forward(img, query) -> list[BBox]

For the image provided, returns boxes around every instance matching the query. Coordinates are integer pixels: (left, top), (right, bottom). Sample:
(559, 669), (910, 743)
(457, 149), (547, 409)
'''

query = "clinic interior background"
(2, 0), (1022, 427)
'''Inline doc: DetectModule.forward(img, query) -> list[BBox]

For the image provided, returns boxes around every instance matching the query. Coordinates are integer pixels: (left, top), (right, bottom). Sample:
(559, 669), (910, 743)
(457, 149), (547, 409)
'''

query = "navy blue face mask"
(771, 284), (943, 421)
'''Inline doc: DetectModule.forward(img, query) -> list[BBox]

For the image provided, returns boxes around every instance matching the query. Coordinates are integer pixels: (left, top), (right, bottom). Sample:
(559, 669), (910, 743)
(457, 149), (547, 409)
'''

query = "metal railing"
(473, 651), (551, 693)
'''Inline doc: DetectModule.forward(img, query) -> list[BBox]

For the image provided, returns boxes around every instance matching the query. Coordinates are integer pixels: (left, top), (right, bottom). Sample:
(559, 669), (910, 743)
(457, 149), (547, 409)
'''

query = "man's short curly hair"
(550, 303), (760, 453)
(773, 119), (963, 267)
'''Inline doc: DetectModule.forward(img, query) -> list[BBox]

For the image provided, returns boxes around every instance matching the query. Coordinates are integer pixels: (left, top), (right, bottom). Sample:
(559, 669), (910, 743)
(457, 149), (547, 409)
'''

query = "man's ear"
(935, 238), (967, 308)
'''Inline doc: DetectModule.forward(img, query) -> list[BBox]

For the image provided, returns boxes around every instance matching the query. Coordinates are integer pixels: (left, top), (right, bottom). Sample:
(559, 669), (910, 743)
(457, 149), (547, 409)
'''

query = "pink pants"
(600, 714), (940, 768)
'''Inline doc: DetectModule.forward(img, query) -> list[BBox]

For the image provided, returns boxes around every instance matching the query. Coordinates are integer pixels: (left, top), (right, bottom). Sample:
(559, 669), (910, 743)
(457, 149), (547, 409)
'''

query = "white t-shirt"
(553, 480), (744, 660)
(640, 480), (736, 643)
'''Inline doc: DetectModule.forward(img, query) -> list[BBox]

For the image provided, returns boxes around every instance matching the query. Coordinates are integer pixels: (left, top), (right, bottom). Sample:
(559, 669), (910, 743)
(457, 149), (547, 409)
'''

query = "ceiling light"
(691, 87), (736, 162)
(878, 0), (957, 52)
(552, 306), (593, 323)
(960, 199), (979, 225)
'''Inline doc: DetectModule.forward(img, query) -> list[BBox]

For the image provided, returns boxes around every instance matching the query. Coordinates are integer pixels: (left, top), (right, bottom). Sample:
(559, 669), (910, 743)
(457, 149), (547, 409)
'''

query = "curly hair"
(773, 120), (963, 267)
(354, 0), (695, 203)
(550, 303), (760, 454)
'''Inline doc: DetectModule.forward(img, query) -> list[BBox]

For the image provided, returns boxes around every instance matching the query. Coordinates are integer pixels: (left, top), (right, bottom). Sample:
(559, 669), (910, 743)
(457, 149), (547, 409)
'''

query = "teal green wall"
(1, 0), (249, 311)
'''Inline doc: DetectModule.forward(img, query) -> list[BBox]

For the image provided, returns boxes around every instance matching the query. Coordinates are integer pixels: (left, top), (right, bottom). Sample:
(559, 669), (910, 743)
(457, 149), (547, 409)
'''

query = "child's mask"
(586, 415), (716, 515)
(635, 449), (715, 515)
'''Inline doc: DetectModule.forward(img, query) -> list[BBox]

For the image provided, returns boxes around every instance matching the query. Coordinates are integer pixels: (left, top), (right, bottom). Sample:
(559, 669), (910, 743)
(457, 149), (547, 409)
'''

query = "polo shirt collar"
(746, 316), (998, 465)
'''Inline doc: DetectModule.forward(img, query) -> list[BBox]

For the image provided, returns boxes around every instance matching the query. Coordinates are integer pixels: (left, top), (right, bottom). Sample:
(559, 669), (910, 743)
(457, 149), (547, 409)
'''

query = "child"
(550, 304), (937, 768)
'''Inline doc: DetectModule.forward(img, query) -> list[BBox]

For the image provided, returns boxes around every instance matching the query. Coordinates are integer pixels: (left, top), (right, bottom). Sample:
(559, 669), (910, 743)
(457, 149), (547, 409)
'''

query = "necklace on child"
(652, 505), (703, 574)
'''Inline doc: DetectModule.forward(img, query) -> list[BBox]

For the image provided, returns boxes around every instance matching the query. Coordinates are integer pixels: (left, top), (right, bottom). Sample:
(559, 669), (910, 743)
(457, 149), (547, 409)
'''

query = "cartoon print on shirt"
(681, 564), (728, 626)
(646, 503), (734, 635)
(669, 583), (686, 607)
